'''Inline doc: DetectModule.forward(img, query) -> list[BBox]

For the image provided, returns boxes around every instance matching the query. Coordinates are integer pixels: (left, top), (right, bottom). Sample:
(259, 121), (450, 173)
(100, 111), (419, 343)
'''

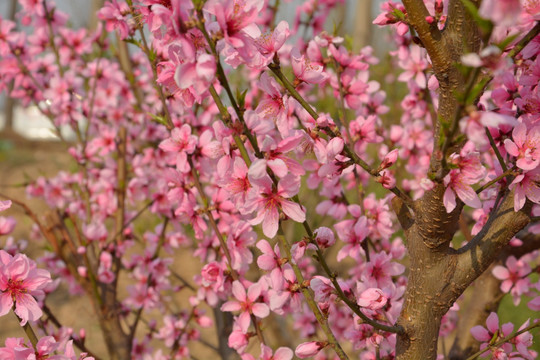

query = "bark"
(392, 3), (534, 358)
(395, 189), (531, 360)
(213, 306), (240, 360)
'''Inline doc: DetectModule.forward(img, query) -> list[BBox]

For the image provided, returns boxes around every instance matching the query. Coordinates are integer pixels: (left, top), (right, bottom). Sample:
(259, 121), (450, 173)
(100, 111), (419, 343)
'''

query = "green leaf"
(236, 89), (248, 109)
(466, 77), (489, 104)
(147, 112), (168, 126)
(497, 34), (520, 52)
(124, 37), (142, 48)
(392, 8), (406, 21)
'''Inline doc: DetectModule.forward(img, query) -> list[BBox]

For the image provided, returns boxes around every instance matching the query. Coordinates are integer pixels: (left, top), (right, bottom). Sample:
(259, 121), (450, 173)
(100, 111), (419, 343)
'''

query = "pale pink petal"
(248, 159), (268, 180)
(262, 206), (279, 238)
(0, 293), (13, 317)
(504, 139), (519, 157)
(280, 200), (306, 223)
(492, 266), (509, 280)
(455, 184), (482, 208)
(274, 347), (294, 360)
(443, 186), (457, 213)
(527, 296), (540, 311)
(512, 123), (527, 147)
(486, 312), (499, 334)
(221, 300), (242, 312)
(295, 342), (322, 359)
(251, 303), (270, 318)
(247, 283), (262, 301)
(269, 291), (289, 310)
(14, 293), (42, 325)
(470, 325), (491, 342)
(267, 158), (288, 178)
(231, 281), (246, 302)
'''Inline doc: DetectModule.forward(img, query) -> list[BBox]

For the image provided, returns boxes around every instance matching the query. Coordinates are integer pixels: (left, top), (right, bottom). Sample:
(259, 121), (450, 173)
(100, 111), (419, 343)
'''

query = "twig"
(42, 304), (102, 360)
(465, 321), (540, 360)
(13, 311), (39, 348)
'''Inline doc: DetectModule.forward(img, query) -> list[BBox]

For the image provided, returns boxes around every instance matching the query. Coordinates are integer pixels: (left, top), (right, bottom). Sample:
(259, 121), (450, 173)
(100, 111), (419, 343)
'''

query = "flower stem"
(13, 311), (38, 349)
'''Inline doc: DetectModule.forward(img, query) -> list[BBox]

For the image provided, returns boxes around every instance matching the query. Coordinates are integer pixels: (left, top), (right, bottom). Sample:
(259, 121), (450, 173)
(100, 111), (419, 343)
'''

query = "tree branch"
(455, 191), (531, 284)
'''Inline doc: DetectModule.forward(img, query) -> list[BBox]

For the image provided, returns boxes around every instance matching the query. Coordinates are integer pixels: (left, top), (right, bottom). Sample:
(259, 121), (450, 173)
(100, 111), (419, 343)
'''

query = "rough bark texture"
(392, 1), (534, 359)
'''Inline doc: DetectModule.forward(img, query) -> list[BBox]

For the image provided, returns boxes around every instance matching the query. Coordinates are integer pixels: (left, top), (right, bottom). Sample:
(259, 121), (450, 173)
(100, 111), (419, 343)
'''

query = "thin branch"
(507, 22), (540, 59)
(476, 168), (515, 194)
(42, 304), (102, 360)
(13, 311), (39, 348)
(485, 128), (508, 173)
(465, 321), (540, 360)
(268, 62), (413, 207)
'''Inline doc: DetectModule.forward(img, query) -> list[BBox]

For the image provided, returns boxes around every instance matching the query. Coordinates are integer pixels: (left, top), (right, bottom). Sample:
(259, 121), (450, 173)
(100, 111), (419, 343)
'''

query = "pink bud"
(379, 149), (399, 171)
(357, 288), (387, 310)
(0, 216), (16, 235)
(77, 266), (88, 278)
(295, 341), (326, 358)
(313, 227), (335, 249)
(425, 16), (435, 24)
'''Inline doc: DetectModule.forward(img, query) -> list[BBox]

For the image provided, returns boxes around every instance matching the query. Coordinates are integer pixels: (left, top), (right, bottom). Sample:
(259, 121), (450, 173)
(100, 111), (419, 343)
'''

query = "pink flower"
(0, 250), (52, 325)
(313, 227), (335, 249)
(510, 168), (540, 211)
(208, 0), (263, 47)
(221, 280), (270, 324)
(256, 239), (285, 289)
(255, 72), (288, 132)
(244, 175), (306, 238)
(291, 48), (327, 84)
(443, 142), (486, 212)
(492, 256), (531, 305)
(248, 134), (304, 180)
(253, 21), (290, 57)
(243, 344), (293, 360)
(357, 288), (387, 310)
(310, 276), (334, 303)
(295, 341), (326, 359)
(159, 124), (198, 173)
(504, 123), (540, 171)
(97, 0), (132, 39)
(0, 200), (11, 212)
(397, 46), (428, 88)
(0, 217), (16, 235)
(228, 315), (250, 353)
(528, 296), (540, 311)
(471, 312), (514, 356)
(378, 149), (399, 171)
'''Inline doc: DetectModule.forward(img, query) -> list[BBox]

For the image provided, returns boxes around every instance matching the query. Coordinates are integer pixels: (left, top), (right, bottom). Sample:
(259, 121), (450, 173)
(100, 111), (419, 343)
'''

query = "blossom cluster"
(0, 0), (538, 359)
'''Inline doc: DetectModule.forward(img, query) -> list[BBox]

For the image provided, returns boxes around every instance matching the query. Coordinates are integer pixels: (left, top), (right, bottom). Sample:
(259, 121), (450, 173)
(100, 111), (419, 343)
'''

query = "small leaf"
(466, 78), (489, 104)
(392, 8), (406, 21)
(497, 34), (520, 52)
(147, 112), (168, 126)
(236, 89), (248, 109)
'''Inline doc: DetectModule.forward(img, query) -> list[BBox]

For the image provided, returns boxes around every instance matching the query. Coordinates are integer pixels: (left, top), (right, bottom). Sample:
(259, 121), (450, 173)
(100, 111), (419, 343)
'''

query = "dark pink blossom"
(0, 250), (52, 325)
